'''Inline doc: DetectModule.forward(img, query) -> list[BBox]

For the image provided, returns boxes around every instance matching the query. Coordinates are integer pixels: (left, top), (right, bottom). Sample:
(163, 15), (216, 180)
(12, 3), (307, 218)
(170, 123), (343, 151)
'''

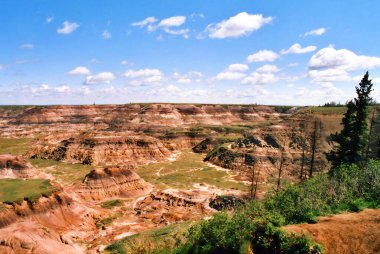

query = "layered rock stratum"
(78, 167), (151, 200)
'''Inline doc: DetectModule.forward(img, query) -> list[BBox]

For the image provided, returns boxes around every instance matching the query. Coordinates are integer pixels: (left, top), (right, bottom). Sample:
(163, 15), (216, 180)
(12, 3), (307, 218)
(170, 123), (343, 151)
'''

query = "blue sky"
(1, 0), (380, 105)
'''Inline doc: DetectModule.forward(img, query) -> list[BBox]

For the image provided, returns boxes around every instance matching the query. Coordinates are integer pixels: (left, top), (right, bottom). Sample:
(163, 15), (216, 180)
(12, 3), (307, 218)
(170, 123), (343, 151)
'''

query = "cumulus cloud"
(256, 64), (280, 73)
(57, 21), (79, 34)
(227, 63), (249, 72)
(24, 83), (72, 96)
(216, 71), (246, 81)
(124, 68), (164, 86)
(85, 72), (115, 85)
(308, 47), (380, 71)
(280, 43), (317, 55)
(241, 72), (279, 85)
(132, 16), (189, 37)
(176, 78), (191, 84)
(247, 50), (279, 63)
(158, 16), (186, 27)
(131, 17), (158, 27)
(120, 60), (129, 65)
(124, 69), (163, 78)
(303, 27), (326, 36)
(308, 69), (351, 83)
(67, 66), (91, 76)
(205, 12), (273, 39)
(102, 30), (111, 39)
(20, 44), (34, 49)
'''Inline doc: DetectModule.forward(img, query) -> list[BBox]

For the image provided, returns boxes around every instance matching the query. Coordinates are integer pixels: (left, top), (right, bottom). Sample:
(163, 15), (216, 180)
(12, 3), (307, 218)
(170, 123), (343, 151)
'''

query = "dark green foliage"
(176, 203), (322, 254)
(327, 101), (356, 167)
(327, 72), (374, 167)
(367, 108), (380, 160)
(265, 161), (380, 224)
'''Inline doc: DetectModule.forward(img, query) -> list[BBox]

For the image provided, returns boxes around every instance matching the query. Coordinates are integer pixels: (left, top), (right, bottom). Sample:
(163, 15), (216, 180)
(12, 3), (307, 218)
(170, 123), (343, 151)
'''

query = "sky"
(1, 0), (380, 105)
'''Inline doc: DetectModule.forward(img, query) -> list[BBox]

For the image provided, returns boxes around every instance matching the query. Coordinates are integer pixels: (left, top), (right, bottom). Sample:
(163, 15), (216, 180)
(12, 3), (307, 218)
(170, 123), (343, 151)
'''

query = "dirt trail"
(285, 209), (380, 254)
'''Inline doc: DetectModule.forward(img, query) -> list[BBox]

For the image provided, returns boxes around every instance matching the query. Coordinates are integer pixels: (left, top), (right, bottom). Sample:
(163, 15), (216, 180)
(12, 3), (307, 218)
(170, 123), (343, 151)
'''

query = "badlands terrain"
(0, 104), (378, 253)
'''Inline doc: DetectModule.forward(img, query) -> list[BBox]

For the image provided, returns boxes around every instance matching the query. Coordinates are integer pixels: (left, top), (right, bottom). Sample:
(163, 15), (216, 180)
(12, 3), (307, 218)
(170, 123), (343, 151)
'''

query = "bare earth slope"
(285, 209), (380, 254)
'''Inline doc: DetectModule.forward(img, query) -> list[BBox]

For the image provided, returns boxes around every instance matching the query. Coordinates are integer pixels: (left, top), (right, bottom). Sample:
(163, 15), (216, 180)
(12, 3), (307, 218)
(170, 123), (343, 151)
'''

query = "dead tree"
(276, 152), (285, 192)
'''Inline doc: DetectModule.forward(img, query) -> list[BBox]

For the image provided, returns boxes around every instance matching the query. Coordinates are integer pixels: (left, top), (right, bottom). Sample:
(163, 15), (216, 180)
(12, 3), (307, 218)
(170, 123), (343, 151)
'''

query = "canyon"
(0, 104), (365, 253)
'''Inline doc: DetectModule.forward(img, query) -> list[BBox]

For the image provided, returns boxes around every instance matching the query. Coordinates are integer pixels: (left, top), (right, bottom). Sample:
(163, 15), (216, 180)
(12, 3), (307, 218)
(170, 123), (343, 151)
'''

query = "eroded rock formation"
(0, 154), (38, 179)
(78, 167), (151, 200)
(29, 132), (175, 166)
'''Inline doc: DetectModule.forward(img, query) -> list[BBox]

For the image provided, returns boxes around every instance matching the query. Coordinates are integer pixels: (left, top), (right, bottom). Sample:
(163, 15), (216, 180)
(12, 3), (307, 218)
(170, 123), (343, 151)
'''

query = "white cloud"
(26, 84), (72, 96)
(133, 16), (189, 37)
(241, 72), (279, 85)
(57, 21), (80, 34)
(120, 60), (129, 65)
(304, 27), (326, 36)
(20, 44), (34, 49)
(102, 30), (111, 39)
(256, 64), (280, 73)
(124, 68), (164, 86)
(0, 65), (4, 70)
(247, 50), (279, 63)
(131, 17), (158, 27)
(124, 68), (163, 78)
(280, 43), (317, 55)
(67, 66), (90, 76)
(158, 16), (186, 27)
(308, 47), (380, 71)
(177, 78), (192, 84)
(227, 63), (249, 72)
(308, 69), (351, 83)
(216, 71), (246, 81)
(47, 16), (54, 23)
(85, 72), (115, 85)
(206, 12), (273, 39)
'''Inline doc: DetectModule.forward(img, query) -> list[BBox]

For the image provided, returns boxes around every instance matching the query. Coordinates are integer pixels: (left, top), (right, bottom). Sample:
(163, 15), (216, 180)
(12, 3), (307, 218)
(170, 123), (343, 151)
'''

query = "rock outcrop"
(29, 132), (175, 166)
(135, 189), (213, 224)
(78, 167), (151, 200)
(0, 154), (38, 179)
(8, 104), (280, 127)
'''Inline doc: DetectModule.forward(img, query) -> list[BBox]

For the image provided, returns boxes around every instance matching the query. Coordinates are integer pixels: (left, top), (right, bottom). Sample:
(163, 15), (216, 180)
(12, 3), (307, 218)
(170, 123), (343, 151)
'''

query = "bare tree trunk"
(249, 164), (255, 200)
(309, 120), (318, 178)
(276, 153), (284, 192)
(300, 136), (306, 180)
(253, 165), (260, 199)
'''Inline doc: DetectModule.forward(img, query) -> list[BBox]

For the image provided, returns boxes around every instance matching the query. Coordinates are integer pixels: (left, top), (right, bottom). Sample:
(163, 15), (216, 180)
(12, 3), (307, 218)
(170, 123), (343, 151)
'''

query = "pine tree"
(327, 72), (373, 168)
(327, 100), (356, 167)
(351, 71), (373, 165)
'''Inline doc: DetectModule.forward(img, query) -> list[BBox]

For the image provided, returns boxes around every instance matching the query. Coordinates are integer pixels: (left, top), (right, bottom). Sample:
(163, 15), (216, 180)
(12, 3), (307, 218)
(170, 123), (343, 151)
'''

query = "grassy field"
(29, 159), (95, 186)
(106, 221), (193, 254)
(0, 137), (34, 155)
(0, 179), (56, 203)
(137, 149), (247, 191)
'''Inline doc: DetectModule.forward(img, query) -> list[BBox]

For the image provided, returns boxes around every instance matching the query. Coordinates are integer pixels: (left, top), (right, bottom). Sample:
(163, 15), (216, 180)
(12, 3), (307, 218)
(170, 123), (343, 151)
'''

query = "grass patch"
(106, 221), (193, 254)
(100, 199), (123, 209)
(0, 179), (56, 203)
(137, 149), (246, 191)
(29, 159), (94, 186)
(0, 137), (34, 155)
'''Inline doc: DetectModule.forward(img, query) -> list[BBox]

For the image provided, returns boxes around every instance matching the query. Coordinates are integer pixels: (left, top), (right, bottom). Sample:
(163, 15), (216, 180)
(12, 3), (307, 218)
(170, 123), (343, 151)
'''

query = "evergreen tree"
(327, 101), (356, 167)
(351, 72), (373, 164)
(327, 72), (373, 167)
